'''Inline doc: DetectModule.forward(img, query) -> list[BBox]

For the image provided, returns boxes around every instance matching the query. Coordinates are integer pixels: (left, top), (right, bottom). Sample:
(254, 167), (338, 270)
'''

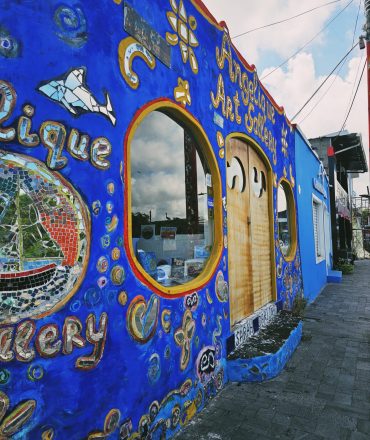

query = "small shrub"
(334, 258), (354, 275)
(292, 293), (307, 318)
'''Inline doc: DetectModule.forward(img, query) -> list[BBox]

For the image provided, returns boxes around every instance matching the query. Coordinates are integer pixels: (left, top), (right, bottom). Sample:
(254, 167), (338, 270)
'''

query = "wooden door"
(248, 147), (272, 310)
(227, 138), (272, 327)
(227, 138), (253, 326)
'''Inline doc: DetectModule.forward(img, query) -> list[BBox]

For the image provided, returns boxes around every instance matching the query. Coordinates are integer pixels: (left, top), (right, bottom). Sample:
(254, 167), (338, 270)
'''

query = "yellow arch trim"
(126, 100), (223, 296)
(278, 177), (298, 262)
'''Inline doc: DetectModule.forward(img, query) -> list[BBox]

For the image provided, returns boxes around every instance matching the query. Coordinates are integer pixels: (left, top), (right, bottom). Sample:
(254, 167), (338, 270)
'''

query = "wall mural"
(0, 151), (89, 324)
(53, 5), (88, 49)
(0, 0), (302, 438)
(38, 68), (116, 125)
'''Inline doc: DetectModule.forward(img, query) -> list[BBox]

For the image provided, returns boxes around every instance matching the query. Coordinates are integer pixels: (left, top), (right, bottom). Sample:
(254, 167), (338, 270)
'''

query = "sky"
(131, 111), (207, 221)
(202, 0), (369, 195)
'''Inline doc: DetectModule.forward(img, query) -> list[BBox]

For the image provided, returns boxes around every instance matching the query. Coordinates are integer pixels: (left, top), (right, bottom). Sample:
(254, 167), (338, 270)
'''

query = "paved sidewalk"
(176, 260), (370, 440)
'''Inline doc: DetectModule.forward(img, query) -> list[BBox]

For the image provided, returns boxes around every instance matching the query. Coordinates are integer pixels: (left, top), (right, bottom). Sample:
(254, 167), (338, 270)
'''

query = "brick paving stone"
(315, 417), (345, 439)
(350, 432), (370, 440)
(357, 419), (370, 435)
(175, 261), (370, 439)
(289, 415), (317, 433)
(333, 392), (352, 406)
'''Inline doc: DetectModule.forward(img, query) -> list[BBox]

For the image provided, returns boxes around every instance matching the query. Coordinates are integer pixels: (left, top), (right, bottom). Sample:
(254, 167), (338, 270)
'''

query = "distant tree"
(132, 212), (150, 237)
(361, 209), (370, 226)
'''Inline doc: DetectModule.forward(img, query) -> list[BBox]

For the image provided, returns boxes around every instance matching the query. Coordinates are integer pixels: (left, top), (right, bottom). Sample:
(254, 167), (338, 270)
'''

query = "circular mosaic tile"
(0, 151), (90, 323)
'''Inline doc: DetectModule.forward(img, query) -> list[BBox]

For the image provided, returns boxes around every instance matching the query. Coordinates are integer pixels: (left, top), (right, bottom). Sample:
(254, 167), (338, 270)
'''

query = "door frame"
(226, 132), (277, 329)
(323, 203), (332, 274)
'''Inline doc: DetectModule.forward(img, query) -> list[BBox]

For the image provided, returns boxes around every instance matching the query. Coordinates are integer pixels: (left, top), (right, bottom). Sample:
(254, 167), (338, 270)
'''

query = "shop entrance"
(226, 138), (273, 328)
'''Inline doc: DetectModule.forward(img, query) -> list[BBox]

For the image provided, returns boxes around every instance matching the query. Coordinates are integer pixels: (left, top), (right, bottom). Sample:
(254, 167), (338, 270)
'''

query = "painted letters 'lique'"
(0, 1), (304, 438)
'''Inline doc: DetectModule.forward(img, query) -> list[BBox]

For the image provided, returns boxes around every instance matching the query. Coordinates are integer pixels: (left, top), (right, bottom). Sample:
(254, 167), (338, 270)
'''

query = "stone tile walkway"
(176, 260), (370, 440)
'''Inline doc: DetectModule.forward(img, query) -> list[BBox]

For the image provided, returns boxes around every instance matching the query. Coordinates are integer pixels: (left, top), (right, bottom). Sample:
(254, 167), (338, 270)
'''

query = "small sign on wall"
(124, 3), (171, 67)
(160, 226), (177, 239)
(141, 224), (155, 240)
(232, 303), (278, 351)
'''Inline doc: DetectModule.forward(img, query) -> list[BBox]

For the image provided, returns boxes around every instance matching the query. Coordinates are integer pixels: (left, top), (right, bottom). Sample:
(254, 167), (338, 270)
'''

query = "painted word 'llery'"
(0, 312), (108, 370)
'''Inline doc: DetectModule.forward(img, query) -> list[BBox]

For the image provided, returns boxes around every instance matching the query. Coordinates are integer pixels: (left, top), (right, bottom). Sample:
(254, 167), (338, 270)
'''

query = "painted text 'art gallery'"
(0, 0), (352, 438)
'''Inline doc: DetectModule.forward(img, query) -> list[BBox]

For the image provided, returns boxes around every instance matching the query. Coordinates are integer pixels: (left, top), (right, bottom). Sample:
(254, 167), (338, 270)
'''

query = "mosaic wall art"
(0, 0), (304, 438)
(0, 151), (89, 323)
(38, 68), (116, 126)
(53, 5), (88, 48)
(0, 25), (20, 59)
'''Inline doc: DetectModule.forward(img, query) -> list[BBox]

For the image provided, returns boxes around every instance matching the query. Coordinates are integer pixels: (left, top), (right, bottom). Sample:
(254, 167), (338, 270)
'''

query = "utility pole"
(365, 0), (370, 183)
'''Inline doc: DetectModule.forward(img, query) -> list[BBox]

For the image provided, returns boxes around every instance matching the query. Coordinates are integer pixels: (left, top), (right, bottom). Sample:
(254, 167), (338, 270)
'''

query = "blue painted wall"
(295, 128), (331, 303)
(0, 1), (303, 438)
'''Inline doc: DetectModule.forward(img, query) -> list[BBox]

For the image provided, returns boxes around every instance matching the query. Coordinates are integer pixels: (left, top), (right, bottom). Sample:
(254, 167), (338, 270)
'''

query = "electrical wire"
(342, 0), (364, 116)
(345, 53), (364, 116)
(291, 42), (359, 120)
(336, 58), (366, 136)
(297, 0), (363, 125)
(296, 57), (348, 124)
(262, 0), (355, 80)
(233, 0), (342, 39)
(351, 0), (362, 47)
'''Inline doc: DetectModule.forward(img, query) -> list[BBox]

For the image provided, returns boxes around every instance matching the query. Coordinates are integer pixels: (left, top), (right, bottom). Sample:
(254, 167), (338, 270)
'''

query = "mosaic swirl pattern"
(0, 150), (89, 323)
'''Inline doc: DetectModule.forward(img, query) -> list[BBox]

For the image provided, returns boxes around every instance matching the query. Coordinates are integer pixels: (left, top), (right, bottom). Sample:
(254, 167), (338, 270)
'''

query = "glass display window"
(277, 179), (297, 260)
(127, 105), (221, 295)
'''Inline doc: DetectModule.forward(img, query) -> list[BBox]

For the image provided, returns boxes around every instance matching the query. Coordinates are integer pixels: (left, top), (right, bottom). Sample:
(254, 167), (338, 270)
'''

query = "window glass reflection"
(131, 111), (214, 287)
(278, 183), (291, 256)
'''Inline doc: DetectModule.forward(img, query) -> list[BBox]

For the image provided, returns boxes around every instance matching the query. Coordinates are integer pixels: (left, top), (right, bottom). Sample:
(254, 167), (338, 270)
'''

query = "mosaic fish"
(38, 67), (116, 125)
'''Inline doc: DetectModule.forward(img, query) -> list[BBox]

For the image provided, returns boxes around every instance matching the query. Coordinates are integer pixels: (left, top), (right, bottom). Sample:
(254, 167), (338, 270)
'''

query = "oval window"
(277, 180), (296, 259)
(129, 109), (219, 292)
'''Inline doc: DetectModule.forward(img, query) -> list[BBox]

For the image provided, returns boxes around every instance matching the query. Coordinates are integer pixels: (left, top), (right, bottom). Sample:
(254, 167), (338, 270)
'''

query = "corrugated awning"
(332, 133), (368, 173)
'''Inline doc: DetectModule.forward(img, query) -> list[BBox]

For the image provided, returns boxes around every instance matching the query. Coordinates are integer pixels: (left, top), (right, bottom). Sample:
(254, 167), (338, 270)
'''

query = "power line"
(337, 58), (366, 136)
(351, 0), (362, 47)
(297, 0), (363, 125)
(262, 0), (355, 80)
(345, 53), (364, 116)
(233, 0), (342, 39)
(342, 0), (364, 116)
(296, 57), (348, 124)
(291, 42), (359, 120)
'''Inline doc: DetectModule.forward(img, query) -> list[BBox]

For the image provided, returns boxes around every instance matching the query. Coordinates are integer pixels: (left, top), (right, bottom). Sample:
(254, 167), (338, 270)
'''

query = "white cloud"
(202, 0), (340, 65)
(262, 52), (369, 194)
(131, 111), (208, 220)
(202, 0), (369, 194)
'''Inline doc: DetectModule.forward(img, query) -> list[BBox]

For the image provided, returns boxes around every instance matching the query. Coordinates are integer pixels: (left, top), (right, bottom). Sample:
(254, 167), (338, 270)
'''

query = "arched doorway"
(226, 136), (274, 327)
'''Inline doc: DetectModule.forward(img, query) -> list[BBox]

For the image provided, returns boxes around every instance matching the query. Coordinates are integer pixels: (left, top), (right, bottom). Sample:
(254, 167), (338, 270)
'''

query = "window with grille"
(312, 197), (324, 261)
(313, 201), (321, 257)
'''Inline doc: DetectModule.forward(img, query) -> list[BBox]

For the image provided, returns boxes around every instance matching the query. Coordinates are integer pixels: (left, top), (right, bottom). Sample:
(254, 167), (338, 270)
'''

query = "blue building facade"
(0, 1), (304, 438)
(295, 127), (332, 303)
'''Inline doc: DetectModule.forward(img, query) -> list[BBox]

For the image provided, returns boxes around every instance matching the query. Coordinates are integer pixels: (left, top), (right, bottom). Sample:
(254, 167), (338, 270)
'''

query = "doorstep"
(327, 269), (342, 283)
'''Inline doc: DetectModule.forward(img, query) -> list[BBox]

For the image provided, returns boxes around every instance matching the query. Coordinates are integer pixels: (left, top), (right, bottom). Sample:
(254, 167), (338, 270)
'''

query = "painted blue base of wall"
(227, 322), (303, 382)
(327, 270), (342, 283)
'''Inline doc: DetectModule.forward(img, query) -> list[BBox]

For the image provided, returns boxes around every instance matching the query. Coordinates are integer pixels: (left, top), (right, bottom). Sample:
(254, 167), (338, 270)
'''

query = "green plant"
(334, 258), (354, 275)
(292, 293), (307, 317)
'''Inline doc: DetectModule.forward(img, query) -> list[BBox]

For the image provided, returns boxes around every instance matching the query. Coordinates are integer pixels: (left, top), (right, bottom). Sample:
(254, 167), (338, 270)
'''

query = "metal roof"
(332, 133), (368, 173)
(309, 132), (367, 173)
